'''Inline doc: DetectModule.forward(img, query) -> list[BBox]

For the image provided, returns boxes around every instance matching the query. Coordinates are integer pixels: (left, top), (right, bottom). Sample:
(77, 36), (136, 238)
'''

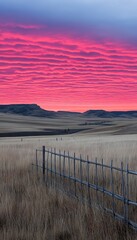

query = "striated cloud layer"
(0, 1), (137, 111)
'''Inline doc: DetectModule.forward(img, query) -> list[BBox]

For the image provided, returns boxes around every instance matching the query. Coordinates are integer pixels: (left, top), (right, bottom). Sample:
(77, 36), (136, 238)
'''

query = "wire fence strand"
(32, 146), (137, 231)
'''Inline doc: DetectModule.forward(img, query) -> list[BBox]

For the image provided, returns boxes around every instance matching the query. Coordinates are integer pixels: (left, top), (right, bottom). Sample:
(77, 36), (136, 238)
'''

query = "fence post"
(87, 155), (91, 205)
(74, 152), (76, 197)
(46, 151), (49, 185)
(59, 150), (61, 186)
(54, 148), (56, 187)
(102, 158), (104, 208)
(95, 158), (98, 204)
(80, 154), (83, 199)
(51, 148), (53, 186)
(68, 151), (71, 192)
(36, 149), (38, 173)
(126, 163), (129, 225)
(63, 151), (65, 188)
(121, 162), (126, 222)
(42, 146), (45, 182)
(111, 160), (115, 216)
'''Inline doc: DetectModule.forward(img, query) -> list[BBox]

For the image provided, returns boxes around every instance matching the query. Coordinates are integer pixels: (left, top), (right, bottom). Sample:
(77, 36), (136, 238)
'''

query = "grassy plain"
(0, 112), (137, 135)
(0, 113), (137, 239)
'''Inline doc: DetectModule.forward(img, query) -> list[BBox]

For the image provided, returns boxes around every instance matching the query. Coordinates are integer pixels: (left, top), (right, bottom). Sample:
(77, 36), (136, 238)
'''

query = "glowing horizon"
(0, 1), (137, 112)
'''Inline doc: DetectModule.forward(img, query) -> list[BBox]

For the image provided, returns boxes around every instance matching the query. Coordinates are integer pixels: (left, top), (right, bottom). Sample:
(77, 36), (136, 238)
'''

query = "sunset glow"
(0, 1), (137, 112)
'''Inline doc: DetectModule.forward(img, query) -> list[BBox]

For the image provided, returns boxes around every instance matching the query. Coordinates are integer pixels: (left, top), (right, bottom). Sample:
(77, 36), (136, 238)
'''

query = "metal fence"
(33, 146), (137, 230)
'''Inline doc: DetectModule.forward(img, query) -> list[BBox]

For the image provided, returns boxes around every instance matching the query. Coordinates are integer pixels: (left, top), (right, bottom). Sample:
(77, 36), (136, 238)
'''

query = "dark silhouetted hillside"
(0, 104), (137, 118)
(0, 104), (56, 117)
(83, 110), (137, 118)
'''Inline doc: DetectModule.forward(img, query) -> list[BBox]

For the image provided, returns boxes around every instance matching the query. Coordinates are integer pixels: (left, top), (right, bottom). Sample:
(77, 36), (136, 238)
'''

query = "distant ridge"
(0, 104), (137, 118)
(83, 110), (137, 118)
(0, 104), (56, 118)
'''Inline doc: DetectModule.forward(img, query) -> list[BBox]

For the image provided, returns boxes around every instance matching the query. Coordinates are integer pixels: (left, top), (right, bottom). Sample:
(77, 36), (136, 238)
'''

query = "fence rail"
(33, 146), (137, 230)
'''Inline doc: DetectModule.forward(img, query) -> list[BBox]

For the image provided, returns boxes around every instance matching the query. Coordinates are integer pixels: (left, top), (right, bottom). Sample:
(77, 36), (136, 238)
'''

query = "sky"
(0, 0), (137, 112)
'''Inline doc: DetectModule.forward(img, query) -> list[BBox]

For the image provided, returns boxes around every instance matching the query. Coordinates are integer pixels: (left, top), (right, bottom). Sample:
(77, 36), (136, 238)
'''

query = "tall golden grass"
(0, 135), (137, 239)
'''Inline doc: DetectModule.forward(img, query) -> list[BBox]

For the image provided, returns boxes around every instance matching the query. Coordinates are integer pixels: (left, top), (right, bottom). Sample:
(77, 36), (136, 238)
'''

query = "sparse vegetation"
(0, 135), (137, 239)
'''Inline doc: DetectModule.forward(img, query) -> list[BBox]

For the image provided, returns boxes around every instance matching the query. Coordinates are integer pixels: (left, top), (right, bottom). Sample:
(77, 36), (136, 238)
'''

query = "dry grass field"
(0, 113), (137, 239)
(1, 112), (137, 136)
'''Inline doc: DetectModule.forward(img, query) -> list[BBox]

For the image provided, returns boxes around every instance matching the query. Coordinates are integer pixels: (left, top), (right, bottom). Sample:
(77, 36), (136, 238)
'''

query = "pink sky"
(0, 22), (137, 112)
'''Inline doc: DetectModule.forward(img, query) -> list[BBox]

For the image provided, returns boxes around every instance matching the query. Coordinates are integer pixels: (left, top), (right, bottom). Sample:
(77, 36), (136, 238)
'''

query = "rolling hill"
(0, 104), (137, 118)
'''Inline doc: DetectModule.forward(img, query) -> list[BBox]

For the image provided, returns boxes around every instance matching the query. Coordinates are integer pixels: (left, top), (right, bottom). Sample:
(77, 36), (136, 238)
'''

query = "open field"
(0, 114), (137, 239)
(0, 113), (137, 136)
(1, 133), (137, 167)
